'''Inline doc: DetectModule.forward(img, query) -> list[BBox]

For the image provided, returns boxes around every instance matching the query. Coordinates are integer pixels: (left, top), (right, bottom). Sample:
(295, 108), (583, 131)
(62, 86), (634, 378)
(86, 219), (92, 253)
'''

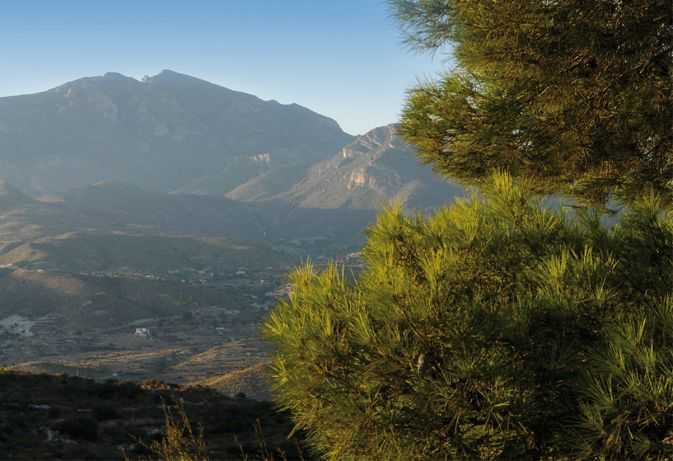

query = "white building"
(134, 327), (151, 338)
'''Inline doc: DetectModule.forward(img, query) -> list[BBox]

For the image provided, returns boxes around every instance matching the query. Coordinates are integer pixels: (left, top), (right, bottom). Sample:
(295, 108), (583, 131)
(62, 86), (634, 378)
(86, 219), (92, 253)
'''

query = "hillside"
(0, 176), (373, 385)
(229, 125), (464, 210)
(0, 180), (376, 258)
(193, 362), (272, 401)
(0, 371), (309, 460)
(0, 266), (260, 327)
(0, 70), (352, 196)
(0, 232), (291, 274)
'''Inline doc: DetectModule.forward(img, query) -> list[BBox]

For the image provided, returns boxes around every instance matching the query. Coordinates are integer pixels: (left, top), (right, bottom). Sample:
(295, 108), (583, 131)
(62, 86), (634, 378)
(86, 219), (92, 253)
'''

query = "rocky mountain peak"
(102, 72), (136, 81)
(145, 69), (208, 86)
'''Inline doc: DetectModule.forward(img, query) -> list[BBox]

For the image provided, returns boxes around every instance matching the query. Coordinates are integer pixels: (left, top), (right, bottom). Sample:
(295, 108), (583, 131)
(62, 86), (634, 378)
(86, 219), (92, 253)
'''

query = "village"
(0, 265), (288, 382)
(0, 252), (364, 387)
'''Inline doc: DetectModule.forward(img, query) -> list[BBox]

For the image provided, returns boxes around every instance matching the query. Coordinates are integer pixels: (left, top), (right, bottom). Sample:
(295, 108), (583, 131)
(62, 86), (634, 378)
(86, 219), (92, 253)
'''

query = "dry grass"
(127, 400), (209, 461)
(193, 362), (271, 400)
(127, 400), (308, 461)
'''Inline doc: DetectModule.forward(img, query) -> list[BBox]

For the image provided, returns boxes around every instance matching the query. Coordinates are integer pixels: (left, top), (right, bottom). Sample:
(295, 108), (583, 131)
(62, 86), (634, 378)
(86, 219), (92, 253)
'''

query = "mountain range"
(0, 70), (350, 197)
(0, 70), (460, 210)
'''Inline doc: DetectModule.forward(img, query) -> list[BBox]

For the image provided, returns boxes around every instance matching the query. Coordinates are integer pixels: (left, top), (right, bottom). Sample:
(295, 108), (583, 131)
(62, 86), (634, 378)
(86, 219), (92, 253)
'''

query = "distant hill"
(0, 266), (259, 328)
(0, 179), (375, 249)
(0, 231), (290, 274)
(59, 180), (377, 246)
(229, 125), (464, 210)
(0, 70), (352, 195)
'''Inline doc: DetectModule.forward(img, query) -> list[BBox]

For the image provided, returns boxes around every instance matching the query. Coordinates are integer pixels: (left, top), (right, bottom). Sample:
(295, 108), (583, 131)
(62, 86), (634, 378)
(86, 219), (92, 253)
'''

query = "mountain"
(0, 70), (352, 195)
(59, 180), (376, 246)
(0, 231), (291, 275)
(230, 125), (463, 210)
(0, 72), (461, 211)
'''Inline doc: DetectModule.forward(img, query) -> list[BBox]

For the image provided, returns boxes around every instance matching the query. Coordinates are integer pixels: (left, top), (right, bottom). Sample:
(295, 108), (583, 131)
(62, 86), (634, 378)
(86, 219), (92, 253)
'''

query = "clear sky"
(0, 0), (452, 135)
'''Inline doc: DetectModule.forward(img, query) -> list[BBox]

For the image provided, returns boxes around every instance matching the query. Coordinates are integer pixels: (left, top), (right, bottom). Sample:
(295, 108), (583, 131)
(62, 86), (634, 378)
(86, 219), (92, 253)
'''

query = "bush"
(265, 173), (673, 460)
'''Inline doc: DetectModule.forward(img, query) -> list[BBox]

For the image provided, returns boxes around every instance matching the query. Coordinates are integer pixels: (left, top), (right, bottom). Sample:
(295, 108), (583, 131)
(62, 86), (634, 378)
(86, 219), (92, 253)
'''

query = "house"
(134, 328), (151, 338)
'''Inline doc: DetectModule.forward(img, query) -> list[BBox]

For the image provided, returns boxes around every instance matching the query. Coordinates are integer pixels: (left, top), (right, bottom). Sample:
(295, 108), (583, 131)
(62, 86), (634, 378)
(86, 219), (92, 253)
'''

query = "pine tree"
(265, 175), (673, 460)
(264, 2), (673, 459)
(394, 0), (673, 203)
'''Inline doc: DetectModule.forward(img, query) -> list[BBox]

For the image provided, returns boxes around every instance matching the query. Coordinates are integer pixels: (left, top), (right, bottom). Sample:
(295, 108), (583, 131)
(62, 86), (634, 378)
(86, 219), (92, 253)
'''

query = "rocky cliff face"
(263, 125), (464, 210)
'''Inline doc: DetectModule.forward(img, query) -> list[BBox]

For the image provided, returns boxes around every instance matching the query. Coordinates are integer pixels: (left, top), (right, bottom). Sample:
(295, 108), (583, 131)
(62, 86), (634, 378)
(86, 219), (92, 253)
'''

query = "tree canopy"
(266, 174), (673, 460)
(264, 2), (673, 460)
(393, 0), (673, 203)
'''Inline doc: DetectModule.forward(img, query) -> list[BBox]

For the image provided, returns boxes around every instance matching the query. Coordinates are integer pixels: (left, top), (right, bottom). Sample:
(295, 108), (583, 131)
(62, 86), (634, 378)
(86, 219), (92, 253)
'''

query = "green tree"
(264, 2), (673, 460)
(395, 0), (672, 204)
(266, 175), (673, 460)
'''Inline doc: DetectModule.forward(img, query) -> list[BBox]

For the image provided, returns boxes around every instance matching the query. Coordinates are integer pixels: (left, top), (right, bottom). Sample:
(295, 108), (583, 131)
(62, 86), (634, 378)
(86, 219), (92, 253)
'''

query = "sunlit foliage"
(265, 2), (673, 459)
(266, 174), (673, 460)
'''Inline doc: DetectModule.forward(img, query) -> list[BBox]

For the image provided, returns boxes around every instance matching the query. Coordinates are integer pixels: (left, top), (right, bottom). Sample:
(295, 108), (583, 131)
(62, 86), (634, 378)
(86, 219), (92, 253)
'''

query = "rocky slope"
(234, 125), (464, 210)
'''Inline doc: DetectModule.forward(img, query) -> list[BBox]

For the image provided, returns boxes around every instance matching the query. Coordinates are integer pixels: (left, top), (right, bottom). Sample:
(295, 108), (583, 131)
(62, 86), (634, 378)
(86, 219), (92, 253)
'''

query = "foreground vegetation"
(267, 174), (673, 460)
(0, 371), (308, 460)
(265, 1), (673, 460)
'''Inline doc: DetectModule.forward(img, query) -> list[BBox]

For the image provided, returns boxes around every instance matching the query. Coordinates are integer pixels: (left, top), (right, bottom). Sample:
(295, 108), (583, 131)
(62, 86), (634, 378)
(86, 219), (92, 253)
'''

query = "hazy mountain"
(0, 70), (352, 195)
(0, 71), (460, 211)
(233, 125), (463, 210)
(0, 178), (376, 259)
(60, 180), (376, 245)
(0, 231), (291, 274)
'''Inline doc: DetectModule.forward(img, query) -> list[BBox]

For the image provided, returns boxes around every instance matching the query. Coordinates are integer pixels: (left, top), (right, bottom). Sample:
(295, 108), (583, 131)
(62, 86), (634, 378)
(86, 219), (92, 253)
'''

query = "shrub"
(265, 174), (673, 460)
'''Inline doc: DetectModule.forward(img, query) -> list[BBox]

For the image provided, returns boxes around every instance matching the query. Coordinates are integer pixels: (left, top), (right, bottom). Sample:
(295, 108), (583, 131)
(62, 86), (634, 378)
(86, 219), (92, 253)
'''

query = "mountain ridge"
(0, 71), (461, 211)
(0, 70), (352, 196)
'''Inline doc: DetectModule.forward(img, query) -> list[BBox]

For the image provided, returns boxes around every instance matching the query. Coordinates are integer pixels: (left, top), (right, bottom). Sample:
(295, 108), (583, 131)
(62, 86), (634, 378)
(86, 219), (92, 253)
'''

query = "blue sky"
(0, 0), (452, 134)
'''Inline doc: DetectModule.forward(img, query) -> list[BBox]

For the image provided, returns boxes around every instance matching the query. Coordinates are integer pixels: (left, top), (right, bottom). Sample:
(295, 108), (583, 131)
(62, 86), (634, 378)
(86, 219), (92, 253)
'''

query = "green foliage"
(265, 173), (673, 460)
(392, 0), (673, 204)
(578, 304), (673, 460)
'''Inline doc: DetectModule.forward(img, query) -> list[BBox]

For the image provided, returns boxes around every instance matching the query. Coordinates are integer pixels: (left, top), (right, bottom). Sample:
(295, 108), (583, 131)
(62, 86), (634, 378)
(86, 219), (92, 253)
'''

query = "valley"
(0, 71), (458, 405)
(0, 233), (364, 400)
